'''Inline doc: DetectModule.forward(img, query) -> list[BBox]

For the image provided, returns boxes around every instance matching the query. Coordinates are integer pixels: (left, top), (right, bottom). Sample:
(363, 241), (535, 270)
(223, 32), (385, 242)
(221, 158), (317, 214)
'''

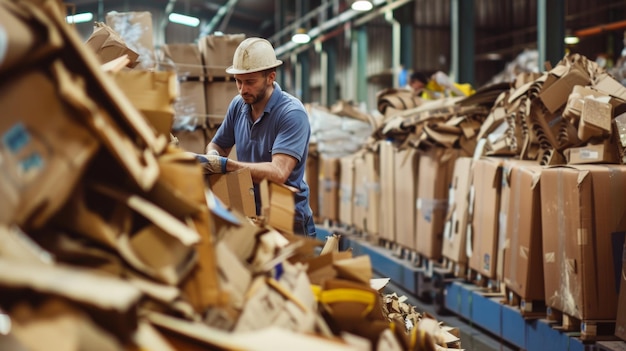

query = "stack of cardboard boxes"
(0, 1), (465, 350)
(313, 52), (626, 341)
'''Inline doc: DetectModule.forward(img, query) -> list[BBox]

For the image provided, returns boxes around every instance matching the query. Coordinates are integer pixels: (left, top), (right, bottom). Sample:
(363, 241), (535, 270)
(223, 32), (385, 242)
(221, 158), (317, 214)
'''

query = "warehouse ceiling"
(67, 0), (320, 43)
(67, 0), (626, 73)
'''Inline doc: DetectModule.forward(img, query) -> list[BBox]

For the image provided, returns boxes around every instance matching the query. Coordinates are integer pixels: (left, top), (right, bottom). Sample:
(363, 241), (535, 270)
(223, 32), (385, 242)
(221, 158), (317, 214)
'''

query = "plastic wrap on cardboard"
(106, 11), (156, 70)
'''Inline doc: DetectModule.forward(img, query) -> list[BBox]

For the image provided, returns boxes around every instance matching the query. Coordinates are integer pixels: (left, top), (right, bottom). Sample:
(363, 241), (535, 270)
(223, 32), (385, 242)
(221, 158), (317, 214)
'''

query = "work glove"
(191, 152), (228, 174)
(432, 71), (453, 88)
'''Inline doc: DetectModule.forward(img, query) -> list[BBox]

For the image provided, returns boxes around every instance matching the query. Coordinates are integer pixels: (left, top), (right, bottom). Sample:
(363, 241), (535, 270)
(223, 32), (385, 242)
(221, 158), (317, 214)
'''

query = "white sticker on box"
(0, 25), (6, 67)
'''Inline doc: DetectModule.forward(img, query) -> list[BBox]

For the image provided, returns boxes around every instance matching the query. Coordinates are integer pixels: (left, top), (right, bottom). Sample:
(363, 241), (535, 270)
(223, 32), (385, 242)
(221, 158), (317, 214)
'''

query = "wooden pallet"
(504, 288), (546, 319)
(547, 307), (619, 341)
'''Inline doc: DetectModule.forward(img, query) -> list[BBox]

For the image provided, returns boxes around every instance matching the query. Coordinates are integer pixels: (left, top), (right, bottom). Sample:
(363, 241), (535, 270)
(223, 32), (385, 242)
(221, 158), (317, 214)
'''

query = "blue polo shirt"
(211, 82), (313, 222)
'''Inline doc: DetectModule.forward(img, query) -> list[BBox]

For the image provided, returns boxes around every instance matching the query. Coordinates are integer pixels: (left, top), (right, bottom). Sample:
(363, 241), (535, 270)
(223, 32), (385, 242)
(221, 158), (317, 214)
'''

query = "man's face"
(409, 79), (424, 94)
(234, 71), (274, 105)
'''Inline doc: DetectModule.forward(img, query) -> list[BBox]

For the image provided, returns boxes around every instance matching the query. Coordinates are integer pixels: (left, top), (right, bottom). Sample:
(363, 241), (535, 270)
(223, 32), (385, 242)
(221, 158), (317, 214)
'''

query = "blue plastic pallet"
(335, 233), (598, 351)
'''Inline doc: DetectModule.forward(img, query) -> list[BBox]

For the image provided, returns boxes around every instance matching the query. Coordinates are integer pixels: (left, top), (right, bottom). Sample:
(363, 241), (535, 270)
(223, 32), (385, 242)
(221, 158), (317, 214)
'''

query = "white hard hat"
(225, 37), (283, 75)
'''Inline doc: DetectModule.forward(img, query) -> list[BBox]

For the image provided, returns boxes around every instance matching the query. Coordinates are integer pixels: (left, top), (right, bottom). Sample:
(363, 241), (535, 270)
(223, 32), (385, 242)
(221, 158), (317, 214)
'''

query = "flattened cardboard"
(208, 168), (256, 218)
(540, 165), (626, 320)
(0, 70), (99, 228)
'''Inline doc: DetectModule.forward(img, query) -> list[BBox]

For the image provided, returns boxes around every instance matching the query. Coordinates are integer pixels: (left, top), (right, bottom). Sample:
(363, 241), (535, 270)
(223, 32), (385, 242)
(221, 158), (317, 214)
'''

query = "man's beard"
(242, 84), (268, 105)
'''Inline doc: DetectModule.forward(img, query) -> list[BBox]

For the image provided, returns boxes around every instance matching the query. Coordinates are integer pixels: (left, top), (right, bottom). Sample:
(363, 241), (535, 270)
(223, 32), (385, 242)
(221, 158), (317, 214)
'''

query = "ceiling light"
(351, 0), (373, 11)
(292, 28), (311, 44)
(168, 13), (200, 27)
(66, 12), (93, 24)
(564, 35), (580, 45)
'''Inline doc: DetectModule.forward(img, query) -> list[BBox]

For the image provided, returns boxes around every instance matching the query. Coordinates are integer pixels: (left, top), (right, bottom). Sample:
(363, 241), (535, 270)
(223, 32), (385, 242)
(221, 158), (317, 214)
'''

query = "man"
(409, 70), (474, 99)
(198, 37), (316, 238)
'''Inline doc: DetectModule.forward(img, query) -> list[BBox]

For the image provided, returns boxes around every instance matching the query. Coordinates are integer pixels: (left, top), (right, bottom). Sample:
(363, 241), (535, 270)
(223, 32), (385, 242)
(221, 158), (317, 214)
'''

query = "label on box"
(579, 149), (599, 159)
(0, 25), (6, 67)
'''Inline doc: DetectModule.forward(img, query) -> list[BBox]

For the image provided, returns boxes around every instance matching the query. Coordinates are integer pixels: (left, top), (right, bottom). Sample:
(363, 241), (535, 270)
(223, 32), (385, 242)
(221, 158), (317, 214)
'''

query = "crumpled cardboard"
(105, 11), (156, 70)
(0, 258), (141, 340)
(0, 70), (99, 229)
(0, 1), (63, 76)
(112, 70), (178, 136)
(84, 22), (139, 68)
(7, 298), (123, 351)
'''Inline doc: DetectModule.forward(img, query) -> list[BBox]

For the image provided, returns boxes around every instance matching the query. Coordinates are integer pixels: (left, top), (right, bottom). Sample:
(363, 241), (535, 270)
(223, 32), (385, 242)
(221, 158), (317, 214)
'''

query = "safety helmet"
(225, 37), (283, 75)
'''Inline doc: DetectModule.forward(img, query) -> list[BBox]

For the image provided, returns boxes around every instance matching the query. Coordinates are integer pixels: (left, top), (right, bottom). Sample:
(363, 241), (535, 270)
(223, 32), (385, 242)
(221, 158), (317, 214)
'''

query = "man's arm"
(206, 142), (231, 156)
(226, 153), (297, 184)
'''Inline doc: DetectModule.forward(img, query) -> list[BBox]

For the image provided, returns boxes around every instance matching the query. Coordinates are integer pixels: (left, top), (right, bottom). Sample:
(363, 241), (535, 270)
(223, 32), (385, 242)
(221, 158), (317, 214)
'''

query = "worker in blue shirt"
(198, 37), (316, 238)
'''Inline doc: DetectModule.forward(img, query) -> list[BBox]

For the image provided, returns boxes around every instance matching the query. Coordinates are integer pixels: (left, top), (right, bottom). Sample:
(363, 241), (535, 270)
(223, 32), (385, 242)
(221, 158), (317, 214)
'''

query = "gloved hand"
(432, 71), (453, 88)
(192, 152), (228, 174)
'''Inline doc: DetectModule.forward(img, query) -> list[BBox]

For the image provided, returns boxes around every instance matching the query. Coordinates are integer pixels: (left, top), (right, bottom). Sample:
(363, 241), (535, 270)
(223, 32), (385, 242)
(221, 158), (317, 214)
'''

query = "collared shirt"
(211, 82), (312, 221)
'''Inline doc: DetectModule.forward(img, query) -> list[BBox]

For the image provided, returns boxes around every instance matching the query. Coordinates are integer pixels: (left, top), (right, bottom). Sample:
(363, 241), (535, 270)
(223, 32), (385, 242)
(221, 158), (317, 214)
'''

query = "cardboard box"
(0, 2), (61, 75)
(106, 11), (156, 69)
(174, 81), (208, 131)
(578, 97), (612, 141)
(319, 156), (340, 222)
(208, 168), (256, 218)
(616, 241), (626, 341)
(0, 70), (99, 229)
(339, 155), (355, 227)
(539, 65), (590, 114)
(594, 73), (626, 101)
(379, 141), (396, 242)
(205, 81), (239, 120)
(161, 43), (204, 78)
(394, 147), (419, 249)
(84, 22), (139, 67)
(566, 137), (620, 165)
(364, 150), (381, 236)
(305, 145), (320, 222)
(259, 179), (296, 234)
(198, 34), (246, 78)
(468, 157), (503, 279)
(352, 153), (367, 231)
(113, 70), (178, 136)
(442, 157), (473, 273)
(415, 148), (457, 260)
(502, 160), (545, 303)
(541, 165), (626, 320)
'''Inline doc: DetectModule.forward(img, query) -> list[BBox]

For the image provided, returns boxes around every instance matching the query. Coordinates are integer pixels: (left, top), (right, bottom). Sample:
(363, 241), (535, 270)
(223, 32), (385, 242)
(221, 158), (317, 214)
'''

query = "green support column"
(394, 2), (414, 84)
(451, 0), (475, 86)
(276, 0), (286, 87)
(538, 0), (565, 71)
(324, 38), (338, 107)
(354, 26), (368, 106)
(298, 51), (311, 103)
